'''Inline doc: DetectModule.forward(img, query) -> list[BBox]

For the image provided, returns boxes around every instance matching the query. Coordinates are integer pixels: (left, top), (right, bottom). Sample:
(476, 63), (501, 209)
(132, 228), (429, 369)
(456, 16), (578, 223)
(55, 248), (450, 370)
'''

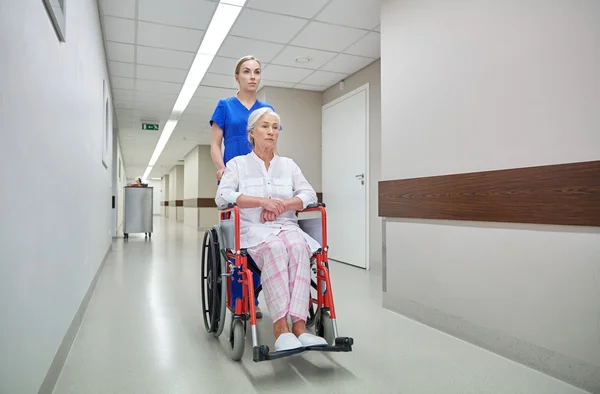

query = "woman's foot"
(274, 333), (303, 351)
(255, 306), (263, 319)
(297, 333), (328, 347)
(292, 320), (327, 347)
(273, 318), (302, 351)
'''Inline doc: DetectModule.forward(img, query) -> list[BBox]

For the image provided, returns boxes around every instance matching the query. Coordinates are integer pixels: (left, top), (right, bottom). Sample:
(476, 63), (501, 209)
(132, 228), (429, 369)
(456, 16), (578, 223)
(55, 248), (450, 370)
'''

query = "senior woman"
(215, 107), (328, 351)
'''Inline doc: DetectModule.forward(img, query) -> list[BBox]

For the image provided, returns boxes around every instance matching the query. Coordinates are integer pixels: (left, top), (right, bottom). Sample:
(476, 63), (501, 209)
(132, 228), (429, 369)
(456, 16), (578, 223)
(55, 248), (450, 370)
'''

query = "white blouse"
(215, 151), (320, 251)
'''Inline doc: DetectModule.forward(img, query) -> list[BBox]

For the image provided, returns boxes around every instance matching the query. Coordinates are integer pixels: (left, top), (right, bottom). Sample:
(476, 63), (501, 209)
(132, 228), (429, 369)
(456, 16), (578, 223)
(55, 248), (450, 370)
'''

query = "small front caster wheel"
(230, 319), (245, 361)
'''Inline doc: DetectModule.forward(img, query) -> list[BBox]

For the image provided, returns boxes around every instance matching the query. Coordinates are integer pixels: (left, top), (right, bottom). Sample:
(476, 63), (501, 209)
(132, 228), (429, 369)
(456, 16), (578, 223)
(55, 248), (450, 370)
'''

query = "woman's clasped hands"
(259, 198), (286, 223)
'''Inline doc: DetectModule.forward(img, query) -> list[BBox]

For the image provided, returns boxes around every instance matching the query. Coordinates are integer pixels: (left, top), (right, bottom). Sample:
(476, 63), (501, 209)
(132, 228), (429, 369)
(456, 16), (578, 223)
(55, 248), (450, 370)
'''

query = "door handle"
(355, 173), (364, 179)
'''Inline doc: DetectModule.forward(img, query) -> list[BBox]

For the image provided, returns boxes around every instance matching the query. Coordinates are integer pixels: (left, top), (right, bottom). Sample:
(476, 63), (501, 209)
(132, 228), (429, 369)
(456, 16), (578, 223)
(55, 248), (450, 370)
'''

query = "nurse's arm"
(211, 123), (226, 171)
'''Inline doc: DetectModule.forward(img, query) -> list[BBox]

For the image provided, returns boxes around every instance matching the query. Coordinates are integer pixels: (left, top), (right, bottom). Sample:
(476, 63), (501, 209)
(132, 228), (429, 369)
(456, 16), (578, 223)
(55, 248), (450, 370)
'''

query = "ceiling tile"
(114, 101), (135, 110)
(294, 84), (327, 92)
(270, 45), (337, 70)
(245, 0), (329, 19)
(188, 95), (220, 108)
(135, 91), (178, 104)
(229, 9), (308, 44)
(194, 85), (237, 100)
(116, 108), (135, 119)
(118, 118), (137, 128)
(111, 77), (136, 90)
(320, 53), (375, 75)
(101, 0), (136, 19)
(136, 65), (188, 83)
(106, 42), (135, 62)
(136, 79), (183, 95)
(314, 0), (381, 30)
(218, 36), (284, 63)
(343, 32), (380, 59)
(300, 70), (347, 87)
(103, 16), (136, 44)
(138, 0), (216, 30)
(137, 46), (195, 70)
(261, 80), (296, 89)
(134, 102), (174, 112)
(201, 73), (237, 89)
(109, 61), (135, 78)
(113, 89), (136, 102)
(137, 21), (204, 52)
(261, 65), (314, 83)
(208, 56), (237, 76)
(290, 22), (367, 52)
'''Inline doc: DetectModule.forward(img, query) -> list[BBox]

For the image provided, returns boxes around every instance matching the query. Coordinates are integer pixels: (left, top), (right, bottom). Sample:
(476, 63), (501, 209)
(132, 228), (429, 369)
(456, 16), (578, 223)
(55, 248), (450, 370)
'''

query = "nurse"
(210, 55), (275, 319)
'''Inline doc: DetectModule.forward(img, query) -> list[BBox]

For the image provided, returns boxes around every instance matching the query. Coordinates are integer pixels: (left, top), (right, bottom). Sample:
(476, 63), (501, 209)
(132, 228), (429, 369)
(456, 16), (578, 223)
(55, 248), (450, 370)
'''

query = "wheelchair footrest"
(252, 337), (354, 362)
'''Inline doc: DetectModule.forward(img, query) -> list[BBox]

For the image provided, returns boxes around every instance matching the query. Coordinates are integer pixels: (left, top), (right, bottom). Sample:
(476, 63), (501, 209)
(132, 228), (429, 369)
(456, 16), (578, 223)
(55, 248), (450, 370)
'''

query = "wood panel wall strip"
(378, 160), (600, 227)
(168, 200), (183, 207)
(161, 201), (169, 206)
(182, 198), (218, 208)
(178, 193), (323, 208)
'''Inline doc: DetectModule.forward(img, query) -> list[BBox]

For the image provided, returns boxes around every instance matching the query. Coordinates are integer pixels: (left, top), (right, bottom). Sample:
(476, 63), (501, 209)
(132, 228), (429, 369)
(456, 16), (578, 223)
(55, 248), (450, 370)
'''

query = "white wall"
(146, 180), (162, 215)
(0, 0), (114, 392)
(198, 145), (219, 229)
(168, 165), (184, 221)
(260, 87), (323, 191)
(380, 0), (600, 390)
(183, 146), (201, 228)
(162, 175), (170, 217)
(115, 134), (127, 234)
(323, 60), (382, 269)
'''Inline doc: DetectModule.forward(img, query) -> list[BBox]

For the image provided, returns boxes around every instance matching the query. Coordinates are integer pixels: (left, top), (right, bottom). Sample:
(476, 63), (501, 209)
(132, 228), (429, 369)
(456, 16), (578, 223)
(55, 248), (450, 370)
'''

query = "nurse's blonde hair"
(247, 107), (280, 147)
(235, 55), (261, 75)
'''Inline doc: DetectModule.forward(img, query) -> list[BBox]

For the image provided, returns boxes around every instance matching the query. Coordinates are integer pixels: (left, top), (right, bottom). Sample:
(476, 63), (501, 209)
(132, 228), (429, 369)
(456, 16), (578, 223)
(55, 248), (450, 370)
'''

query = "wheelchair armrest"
(306, 202), (326, 209)
(218, 203), (237, 211)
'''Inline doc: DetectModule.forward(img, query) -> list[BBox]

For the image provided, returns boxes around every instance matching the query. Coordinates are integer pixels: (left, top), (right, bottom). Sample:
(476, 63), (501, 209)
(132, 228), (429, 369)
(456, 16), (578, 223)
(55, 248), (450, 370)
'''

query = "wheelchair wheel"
(315, 309), (335, 345)
(229, 319), (245, 361)
(201, 228), (226, 336)
(306, 260), (318, 328)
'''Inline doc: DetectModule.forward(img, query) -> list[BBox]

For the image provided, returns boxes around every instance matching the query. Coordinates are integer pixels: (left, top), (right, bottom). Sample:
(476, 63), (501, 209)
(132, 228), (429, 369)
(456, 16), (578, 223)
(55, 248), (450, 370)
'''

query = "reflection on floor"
(54, 217), (588, 394)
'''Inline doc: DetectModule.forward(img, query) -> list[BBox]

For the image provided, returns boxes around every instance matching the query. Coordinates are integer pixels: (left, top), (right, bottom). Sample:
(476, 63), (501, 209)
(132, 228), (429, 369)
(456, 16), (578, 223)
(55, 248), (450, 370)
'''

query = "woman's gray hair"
(247, 107), (280, 147)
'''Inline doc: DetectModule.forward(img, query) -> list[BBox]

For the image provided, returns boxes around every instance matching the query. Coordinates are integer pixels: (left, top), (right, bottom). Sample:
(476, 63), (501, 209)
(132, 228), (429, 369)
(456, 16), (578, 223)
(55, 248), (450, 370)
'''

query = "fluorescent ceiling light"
(148, 120), (178, 166)
(142, 166), (153, 182)
(220, 0), (247, 6)
(184, 53), (214, 87)
(198, 3), (244, 55)
(139, 0), (245, 180)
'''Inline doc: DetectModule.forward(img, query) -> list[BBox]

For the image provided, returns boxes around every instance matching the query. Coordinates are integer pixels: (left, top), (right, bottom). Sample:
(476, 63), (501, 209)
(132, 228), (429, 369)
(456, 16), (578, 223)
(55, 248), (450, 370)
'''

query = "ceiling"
(97, 0), (381, 179)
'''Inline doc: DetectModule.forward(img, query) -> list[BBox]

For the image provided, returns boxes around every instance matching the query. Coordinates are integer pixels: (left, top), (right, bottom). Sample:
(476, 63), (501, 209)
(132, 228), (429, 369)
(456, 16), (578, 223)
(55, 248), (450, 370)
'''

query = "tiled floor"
(53, 217), (588, 394)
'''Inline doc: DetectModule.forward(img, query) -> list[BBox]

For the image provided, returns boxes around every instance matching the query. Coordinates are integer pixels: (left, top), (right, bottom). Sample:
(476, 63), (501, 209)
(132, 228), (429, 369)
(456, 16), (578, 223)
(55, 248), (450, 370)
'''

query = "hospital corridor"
(1, 0), (599, 393)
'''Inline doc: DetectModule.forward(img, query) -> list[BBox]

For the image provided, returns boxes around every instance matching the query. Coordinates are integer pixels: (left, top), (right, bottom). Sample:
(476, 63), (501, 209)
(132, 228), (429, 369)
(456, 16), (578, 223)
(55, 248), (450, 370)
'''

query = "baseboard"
(38, 245), (112, 394)
(382, 294), (600, 394)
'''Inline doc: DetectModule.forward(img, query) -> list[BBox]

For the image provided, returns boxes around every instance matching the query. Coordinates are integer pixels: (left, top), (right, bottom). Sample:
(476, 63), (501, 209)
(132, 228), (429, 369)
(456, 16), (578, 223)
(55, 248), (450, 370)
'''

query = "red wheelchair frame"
(217, 202), (354, 362)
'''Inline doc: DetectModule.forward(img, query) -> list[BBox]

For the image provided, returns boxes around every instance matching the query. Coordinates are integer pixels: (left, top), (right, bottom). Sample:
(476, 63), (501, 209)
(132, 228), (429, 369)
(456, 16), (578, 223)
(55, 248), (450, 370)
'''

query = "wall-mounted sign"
(142, 123), (159, 131)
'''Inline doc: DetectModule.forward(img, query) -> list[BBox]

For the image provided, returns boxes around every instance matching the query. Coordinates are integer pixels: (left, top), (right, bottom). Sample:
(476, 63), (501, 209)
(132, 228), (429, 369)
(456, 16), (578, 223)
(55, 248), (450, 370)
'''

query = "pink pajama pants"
(247, 229), (312, 323)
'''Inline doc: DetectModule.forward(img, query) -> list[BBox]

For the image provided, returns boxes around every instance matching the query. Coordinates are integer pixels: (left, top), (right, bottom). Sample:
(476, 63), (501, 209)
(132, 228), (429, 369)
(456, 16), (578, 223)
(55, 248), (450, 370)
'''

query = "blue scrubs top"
(210, 96), (275, 165)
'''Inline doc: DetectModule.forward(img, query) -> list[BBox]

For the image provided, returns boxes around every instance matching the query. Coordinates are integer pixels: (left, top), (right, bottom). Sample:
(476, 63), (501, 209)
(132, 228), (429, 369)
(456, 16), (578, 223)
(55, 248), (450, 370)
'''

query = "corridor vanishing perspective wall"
(0, 0), (116, 392)
(379, 0), (600, 392)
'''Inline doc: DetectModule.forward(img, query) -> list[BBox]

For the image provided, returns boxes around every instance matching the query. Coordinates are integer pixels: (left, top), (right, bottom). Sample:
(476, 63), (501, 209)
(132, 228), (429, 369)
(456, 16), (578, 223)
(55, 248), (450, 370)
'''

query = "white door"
(322, 85), (368, 269)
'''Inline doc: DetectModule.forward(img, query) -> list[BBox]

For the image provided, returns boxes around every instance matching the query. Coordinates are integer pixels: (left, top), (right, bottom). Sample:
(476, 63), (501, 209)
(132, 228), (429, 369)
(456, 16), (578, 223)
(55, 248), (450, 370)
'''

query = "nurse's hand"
(260, 198), (285, 216)
(216, 168), (225, 180)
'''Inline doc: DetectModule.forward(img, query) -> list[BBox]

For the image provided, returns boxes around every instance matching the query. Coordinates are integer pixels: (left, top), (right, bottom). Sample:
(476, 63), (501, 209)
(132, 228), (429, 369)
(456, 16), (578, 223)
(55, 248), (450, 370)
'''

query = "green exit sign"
(142, 123), (159, 131)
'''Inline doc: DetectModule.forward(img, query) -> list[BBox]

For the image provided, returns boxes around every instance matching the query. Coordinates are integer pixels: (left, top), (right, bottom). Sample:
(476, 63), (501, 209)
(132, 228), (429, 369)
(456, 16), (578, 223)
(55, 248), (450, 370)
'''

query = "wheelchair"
(201, 202), (354, 362)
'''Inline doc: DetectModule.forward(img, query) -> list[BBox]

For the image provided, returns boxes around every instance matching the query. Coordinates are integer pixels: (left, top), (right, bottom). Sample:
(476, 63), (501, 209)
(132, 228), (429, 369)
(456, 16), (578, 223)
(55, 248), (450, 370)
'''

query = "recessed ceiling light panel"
(295, 56), (312, 64)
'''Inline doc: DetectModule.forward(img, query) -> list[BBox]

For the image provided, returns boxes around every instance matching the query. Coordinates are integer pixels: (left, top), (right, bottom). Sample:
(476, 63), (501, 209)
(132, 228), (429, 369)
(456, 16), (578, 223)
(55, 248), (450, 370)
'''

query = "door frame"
(322, 82), (370, 270)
